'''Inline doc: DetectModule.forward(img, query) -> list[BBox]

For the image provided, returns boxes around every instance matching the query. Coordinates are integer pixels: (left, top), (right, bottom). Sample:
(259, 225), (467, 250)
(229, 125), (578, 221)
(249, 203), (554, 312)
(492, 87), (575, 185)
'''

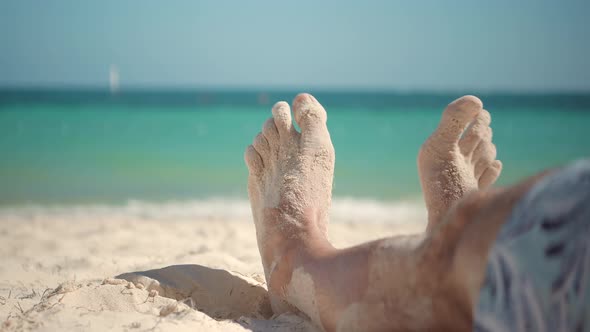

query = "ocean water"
(1, 90), (589, 211)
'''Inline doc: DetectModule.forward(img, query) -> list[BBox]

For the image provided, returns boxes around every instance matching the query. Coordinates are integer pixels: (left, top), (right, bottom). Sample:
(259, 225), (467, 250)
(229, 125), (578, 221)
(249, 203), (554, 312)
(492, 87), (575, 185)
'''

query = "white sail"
(109, 65), (119, 93)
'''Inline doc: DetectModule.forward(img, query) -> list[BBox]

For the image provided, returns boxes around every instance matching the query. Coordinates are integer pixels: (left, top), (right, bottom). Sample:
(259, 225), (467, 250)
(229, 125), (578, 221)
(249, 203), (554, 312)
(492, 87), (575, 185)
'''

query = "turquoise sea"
(1, 90), (589, 206)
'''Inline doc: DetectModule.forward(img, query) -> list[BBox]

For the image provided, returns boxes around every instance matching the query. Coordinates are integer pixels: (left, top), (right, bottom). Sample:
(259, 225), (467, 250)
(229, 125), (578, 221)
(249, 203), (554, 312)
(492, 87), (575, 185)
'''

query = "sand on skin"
(0, 201), (425, 331)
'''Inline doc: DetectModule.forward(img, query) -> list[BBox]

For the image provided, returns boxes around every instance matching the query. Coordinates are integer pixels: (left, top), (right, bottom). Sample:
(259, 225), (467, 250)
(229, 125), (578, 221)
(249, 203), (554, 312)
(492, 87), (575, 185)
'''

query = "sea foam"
(0, 198), (427, 225)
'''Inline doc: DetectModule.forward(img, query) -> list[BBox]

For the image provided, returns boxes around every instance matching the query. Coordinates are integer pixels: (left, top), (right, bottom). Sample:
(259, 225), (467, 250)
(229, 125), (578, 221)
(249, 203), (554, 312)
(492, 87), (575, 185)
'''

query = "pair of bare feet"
(244, 94), (507, 331)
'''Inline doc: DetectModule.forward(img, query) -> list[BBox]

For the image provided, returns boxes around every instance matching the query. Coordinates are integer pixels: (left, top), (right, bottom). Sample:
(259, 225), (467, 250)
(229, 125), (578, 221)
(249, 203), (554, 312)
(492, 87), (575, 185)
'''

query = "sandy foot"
(418, 96), (502, 230)
(244, 93), (335, 313)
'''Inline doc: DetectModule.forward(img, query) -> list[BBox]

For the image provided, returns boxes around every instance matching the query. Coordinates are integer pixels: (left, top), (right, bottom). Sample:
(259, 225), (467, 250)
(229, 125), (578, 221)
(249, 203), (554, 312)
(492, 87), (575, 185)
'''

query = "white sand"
(0, 199), (425, 331)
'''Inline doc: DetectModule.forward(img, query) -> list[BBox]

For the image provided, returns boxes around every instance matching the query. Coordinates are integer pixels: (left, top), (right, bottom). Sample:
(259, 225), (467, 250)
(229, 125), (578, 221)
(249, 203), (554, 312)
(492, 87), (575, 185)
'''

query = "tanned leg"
(245, 94), (447, 331)
(245, 94), (548, 331)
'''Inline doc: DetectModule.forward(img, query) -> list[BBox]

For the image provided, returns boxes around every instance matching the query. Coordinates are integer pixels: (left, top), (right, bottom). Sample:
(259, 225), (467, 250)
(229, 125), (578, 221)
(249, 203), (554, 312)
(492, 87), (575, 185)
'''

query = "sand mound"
(1, 279), (244, 331)
(117, 264), (272, 320)
(1, 278), (316, 332)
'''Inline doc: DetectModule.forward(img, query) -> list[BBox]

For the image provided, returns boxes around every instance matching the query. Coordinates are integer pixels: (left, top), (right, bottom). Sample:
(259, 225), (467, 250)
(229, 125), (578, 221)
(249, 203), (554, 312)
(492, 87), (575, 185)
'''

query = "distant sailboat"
(109, 65), (119, 94)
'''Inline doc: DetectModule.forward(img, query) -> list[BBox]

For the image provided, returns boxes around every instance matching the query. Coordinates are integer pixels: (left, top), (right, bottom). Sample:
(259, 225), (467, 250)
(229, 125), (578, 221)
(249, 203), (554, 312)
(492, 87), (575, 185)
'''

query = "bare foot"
(418, 96), (502, 230)
(244, 93), (335, 313)
(243, 94), (534, 332)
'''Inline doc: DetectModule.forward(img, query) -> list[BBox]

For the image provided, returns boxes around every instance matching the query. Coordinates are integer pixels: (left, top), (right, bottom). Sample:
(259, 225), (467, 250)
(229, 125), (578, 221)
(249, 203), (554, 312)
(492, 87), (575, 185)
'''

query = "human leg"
(245, 94), (454, 331)
(244, 94), (579, 332)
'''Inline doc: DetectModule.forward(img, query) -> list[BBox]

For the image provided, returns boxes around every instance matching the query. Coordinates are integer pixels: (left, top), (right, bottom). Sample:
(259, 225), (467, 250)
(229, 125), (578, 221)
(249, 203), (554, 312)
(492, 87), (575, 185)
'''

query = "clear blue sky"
(1, 0), (588, 92)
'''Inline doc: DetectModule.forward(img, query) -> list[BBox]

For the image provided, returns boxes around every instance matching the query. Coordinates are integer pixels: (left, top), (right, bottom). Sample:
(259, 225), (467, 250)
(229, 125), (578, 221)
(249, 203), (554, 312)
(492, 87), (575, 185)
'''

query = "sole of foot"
(244, 93), (335, 313)
(418, 95), (502, 230)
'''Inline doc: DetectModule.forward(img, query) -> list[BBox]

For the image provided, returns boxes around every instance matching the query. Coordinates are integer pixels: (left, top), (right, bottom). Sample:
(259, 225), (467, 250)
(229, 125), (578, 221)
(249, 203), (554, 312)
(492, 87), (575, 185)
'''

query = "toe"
(262, 118), (280, 149)
(292, 93), (328, 139)
(435, 95), (483, 143)
(272, 101), (296, 138)
(253, 133), (270, 159)
(244, 145), (264, 175)
(473, 141), (497, 178)
(459, 110), (492, 156)
(479, 160), (503, 188)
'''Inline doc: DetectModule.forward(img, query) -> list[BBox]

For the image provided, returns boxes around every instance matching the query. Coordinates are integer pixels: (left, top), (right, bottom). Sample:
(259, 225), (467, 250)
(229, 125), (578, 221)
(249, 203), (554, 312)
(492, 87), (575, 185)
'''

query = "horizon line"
(1, 84), (590, 96)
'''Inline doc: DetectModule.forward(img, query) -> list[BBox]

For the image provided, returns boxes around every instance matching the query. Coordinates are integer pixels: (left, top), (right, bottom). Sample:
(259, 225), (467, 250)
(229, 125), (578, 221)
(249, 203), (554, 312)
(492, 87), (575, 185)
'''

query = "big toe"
(292, 93), (330, 144)
(434, 95), (483, 144)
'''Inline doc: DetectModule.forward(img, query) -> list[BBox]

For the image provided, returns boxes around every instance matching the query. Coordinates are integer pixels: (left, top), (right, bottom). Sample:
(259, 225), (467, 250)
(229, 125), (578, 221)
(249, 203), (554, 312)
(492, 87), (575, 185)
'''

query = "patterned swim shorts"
(474, 159), (590, 332)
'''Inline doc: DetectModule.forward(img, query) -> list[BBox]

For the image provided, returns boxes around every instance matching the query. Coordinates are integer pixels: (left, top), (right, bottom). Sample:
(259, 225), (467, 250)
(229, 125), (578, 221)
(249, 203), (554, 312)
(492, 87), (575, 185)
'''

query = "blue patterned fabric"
(474, 159), (590, 332)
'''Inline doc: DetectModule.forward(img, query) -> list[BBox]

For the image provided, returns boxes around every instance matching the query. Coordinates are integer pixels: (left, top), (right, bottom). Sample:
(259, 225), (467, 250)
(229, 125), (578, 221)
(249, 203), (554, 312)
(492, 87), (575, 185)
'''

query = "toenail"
(273, 101), (288, 110)
(294, 93), (312, 104)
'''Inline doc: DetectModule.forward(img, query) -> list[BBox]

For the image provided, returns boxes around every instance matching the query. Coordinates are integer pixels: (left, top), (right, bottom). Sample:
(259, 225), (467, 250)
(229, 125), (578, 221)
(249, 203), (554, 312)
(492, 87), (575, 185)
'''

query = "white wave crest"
(0, 197), (427, 225)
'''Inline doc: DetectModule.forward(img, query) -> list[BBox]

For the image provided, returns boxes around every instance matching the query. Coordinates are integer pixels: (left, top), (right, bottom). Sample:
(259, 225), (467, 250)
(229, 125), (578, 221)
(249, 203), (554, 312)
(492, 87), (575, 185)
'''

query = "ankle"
(265, 231), (333, 294)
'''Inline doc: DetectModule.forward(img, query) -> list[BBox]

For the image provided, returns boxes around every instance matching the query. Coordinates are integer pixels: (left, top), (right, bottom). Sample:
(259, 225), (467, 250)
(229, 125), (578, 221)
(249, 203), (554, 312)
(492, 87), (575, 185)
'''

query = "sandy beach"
(0, 199), (425, 331)
(1, 0), (587, 330)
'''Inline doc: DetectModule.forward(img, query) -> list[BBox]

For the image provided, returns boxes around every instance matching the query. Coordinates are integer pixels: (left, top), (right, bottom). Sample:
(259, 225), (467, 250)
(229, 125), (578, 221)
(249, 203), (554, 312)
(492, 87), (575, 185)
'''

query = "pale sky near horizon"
(0, 1), (589, 92)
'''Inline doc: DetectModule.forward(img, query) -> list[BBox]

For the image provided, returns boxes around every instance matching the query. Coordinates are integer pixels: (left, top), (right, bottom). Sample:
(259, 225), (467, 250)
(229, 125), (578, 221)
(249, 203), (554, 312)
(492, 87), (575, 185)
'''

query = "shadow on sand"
(117, 264), (273, 321)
